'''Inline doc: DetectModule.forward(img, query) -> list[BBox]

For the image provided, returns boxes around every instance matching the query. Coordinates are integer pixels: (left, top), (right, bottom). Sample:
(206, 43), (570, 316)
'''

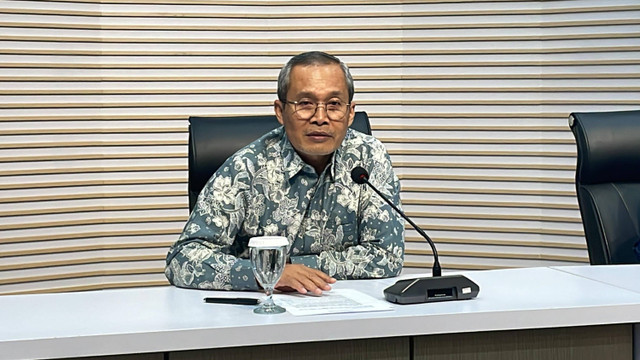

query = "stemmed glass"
(249, 236), (288, 314)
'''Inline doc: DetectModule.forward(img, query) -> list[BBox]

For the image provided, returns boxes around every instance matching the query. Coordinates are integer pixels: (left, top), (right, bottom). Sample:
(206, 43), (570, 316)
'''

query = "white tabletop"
(2, 266), (640, 360)
(552, 264), (640, 294)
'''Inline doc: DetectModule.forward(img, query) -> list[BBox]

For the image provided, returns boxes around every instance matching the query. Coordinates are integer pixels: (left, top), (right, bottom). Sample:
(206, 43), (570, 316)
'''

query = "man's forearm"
(290, 241), (402, 280)
(165, 241), (259, 291)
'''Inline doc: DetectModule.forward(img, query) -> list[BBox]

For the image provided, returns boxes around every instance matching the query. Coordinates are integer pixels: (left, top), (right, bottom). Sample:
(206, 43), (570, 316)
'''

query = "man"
(165, 51), (404, 295)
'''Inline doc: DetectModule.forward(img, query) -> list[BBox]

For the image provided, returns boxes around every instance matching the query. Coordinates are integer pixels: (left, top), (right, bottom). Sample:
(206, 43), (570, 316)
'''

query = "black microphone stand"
(352, 167), (479, 304)
(359, 178), (441, 277)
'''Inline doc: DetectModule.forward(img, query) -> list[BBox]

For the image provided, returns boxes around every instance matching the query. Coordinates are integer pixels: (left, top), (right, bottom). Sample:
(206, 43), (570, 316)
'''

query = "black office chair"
(188, 112), (372, 211)
(569, 110), (640, 265)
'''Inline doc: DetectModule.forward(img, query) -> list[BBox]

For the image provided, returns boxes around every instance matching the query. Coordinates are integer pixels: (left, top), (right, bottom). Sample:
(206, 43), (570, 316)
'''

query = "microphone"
(351, 166), (479, 304)
(351, 167), (442, 276)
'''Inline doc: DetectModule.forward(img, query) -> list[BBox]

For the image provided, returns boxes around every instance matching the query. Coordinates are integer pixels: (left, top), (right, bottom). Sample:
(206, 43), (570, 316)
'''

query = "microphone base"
(384, 275), (479, 304)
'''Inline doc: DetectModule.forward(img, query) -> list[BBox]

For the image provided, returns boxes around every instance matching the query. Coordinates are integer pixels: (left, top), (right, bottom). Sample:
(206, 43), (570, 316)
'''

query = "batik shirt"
(165, 126), (404, 290)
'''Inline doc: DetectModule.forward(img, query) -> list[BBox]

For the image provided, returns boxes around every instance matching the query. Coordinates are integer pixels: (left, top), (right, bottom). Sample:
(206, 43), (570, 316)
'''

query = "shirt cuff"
(290, 255), (319, 270)
(230, 258), (259, 291)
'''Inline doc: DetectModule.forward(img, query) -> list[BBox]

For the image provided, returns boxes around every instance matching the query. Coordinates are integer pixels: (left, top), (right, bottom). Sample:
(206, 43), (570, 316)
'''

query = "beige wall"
(1, 0), (639, 294)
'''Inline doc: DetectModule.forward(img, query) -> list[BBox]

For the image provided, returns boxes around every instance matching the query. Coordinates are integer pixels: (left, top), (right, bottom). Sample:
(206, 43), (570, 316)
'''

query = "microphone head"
(351, 166), (369, 184)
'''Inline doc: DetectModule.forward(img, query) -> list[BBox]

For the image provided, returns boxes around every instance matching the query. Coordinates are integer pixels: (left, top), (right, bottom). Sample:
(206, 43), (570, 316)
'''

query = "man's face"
(274, 63), (355, 171)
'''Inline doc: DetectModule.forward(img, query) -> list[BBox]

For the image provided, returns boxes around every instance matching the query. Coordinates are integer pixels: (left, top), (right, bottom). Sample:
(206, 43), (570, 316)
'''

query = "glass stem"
(264, 288), (274, 307)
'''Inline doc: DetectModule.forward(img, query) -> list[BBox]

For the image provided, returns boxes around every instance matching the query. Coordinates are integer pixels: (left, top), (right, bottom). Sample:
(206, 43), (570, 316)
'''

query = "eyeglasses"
(284, 99), (350, 121)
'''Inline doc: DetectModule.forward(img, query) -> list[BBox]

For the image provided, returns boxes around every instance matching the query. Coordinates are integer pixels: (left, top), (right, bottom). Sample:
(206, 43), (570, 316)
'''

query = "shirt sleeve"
(291, 150), (405, 279)
(164, 157), (259, 291)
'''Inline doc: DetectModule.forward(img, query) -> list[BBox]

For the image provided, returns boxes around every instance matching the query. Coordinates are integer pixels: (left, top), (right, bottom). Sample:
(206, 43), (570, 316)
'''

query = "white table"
(553, 264), (640, 360)
(1, 266), (639, 360)
(552, 264), (640, 294)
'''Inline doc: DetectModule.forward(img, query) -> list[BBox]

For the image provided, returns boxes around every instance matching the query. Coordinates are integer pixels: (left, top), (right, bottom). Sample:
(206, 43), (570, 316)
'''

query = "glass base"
(253, 303), (286, 314)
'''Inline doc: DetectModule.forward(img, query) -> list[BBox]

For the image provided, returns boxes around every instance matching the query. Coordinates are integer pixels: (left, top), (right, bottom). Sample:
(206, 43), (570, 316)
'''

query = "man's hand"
(275, 264), (336, 295)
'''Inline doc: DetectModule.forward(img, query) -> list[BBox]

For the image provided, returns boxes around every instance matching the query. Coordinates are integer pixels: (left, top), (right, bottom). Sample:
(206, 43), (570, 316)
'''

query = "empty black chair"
(569, 110), (640, 265)
(188, 112), (372, 211)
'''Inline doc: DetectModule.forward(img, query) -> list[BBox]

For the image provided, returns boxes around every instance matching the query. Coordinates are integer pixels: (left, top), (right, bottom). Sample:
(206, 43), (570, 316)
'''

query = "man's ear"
(274, 100), (285, 125)
(347, 102), (356, 127)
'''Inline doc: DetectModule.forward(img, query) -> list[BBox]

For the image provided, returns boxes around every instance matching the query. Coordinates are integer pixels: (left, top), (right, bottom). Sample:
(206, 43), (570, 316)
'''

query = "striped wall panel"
(1, 0), (639, 293)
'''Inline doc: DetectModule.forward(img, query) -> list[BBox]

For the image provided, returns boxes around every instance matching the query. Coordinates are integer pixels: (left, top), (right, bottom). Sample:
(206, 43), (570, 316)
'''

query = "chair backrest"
(569, 109), (640, 265)
(188, 111), (372, 211)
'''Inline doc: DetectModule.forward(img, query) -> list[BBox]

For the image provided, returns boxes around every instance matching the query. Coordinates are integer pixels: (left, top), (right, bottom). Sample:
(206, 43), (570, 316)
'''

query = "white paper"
(272, 288), (394, 316)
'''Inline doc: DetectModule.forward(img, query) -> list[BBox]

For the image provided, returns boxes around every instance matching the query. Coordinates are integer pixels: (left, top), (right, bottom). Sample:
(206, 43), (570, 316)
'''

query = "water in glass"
(249, 237), (288, 314)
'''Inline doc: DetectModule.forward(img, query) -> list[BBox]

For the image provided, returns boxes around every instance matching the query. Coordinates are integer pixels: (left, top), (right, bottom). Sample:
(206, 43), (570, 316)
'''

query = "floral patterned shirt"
(165, 126), (404, 290)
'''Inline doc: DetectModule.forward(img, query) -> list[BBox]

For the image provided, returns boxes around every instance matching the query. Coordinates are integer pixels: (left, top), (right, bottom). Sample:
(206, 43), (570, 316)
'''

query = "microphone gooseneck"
(350, 166), (442, 277)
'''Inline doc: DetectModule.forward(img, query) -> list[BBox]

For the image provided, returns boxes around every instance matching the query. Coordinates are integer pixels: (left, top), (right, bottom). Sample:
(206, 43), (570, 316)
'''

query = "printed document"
(273, 288), (394, 316)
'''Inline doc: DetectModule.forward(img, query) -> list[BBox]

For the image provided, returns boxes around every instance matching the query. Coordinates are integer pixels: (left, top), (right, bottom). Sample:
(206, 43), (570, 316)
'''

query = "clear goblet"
(249, 236), (288, 314)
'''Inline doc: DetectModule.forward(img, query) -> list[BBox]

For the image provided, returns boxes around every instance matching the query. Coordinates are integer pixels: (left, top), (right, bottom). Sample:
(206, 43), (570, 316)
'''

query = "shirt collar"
(279, 128), (308, 180)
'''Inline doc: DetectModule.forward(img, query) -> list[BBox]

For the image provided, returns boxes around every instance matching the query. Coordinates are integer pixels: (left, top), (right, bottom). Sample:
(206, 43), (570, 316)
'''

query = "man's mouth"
(306, 131), (332, 141)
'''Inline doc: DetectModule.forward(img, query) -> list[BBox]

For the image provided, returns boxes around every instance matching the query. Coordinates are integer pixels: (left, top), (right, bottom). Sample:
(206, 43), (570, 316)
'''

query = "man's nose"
(311, 104), (329, 124)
